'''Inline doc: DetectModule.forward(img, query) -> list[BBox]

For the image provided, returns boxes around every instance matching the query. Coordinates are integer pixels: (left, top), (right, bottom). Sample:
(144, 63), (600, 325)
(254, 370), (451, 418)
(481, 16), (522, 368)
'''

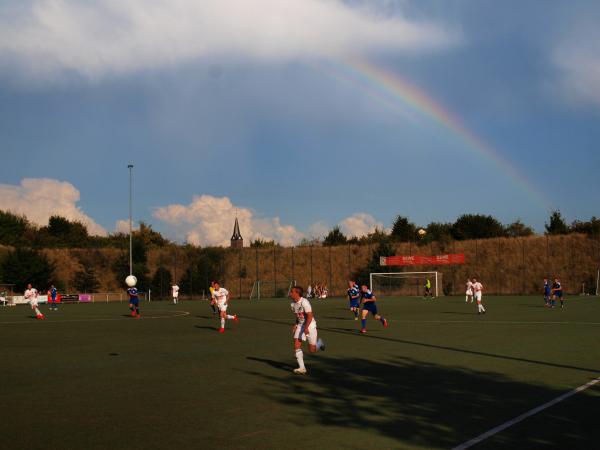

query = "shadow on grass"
(242, 315), (600, 374)
(443, 311), (477, 316)
(245, 355), (598, 449)
(194, 325), (219, 331)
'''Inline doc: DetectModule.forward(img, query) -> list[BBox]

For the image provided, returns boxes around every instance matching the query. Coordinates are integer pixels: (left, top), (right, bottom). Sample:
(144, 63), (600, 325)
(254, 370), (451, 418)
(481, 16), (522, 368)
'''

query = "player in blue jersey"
(359, 284), (388, 333)
(49, 284), (58, 311)
(347, 280), (361, 320)
(543, 278), (551, 307)
(552, 278), (564, 308)
(128, 285), (141, 318)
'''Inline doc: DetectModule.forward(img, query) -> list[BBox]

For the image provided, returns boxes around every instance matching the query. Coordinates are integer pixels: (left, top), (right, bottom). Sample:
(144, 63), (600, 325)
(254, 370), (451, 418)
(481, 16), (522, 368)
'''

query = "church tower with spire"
(230, 217), (243, 248)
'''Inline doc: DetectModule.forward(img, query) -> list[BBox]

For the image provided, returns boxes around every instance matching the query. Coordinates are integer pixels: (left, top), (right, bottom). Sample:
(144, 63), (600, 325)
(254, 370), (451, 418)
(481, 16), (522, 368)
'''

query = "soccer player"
(472, 278), (485, 314)
(290, 286), (324, 375)
(49, 284), (58, 311)
(347, 280), (361, 320)
(359, 284), (388, 333)
(466, 279), (474, 303)
(552, 277), (564, 308)
(423, 278), (433, 299)
(24, 284), (44, 320)
(213, 281), (238, 333)
(172, 284), (179, 305)
(128, 283), (140, 318)
(543, 278), (551, 307)
(209, 281), (217, 315)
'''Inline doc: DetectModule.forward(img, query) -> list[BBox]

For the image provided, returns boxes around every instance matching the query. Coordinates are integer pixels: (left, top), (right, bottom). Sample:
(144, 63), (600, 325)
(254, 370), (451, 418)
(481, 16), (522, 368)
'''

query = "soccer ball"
(418, 229), (427, 237)
(125, 275), (137, 287)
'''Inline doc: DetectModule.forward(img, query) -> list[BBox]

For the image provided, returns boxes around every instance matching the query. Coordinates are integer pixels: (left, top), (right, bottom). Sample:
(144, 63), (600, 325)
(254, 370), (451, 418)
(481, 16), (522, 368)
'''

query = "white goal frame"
(249, 280), (296, 300)
(370, 271), (440, 298)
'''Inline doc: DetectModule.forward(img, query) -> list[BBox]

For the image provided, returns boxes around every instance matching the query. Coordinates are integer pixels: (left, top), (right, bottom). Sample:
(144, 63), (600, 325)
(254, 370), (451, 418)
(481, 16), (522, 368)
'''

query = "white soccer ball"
(125, 275), (138, 287)
(418, 228), (427, 237)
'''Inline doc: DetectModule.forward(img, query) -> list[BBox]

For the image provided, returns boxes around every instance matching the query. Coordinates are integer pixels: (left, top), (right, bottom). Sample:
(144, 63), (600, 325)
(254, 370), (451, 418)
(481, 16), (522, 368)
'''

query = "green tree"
(0, 248), (56, 292)
(422, 222), (454, 245)
(179, 248), (225, 296)
(452, 214), (506, 240)
(0, 210), (32, 246)
(150, 266), (173, 299)
(353, 235), (395, 285)
(322, 226), (347, 246)
(505, 220), (535, 238)
(390, 216), (417, 242)
(570, 217), (600, 236)
(113, 234), (150, 290)
(545, 210), (569, 235)
(250, 238), (280, 248)
(39, 216), (90, 247)
(72, 265), (100, 293)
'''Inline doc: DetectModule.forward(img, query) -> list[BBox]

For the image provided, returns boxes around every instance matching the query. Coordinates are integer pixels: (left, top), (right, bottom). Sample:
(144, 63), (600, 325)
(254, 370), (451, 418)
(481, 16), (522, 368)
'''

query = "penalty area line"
(453, 376), (600, 450)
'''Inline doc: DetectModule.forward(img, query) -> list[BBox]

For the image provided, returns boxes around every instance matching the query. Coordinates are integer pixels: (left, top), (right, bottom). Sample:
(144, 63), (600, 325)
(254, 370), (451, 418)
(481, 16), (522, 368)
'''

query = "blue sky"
(0, 0), (599, 245)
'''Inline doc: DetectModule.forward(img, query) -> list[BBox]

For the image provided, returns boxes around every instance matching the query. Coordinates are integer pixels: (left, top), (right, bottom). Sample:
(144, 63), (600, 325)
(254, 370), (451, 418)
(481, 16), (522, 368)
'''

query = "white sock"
(465, 296), (468, 302)
(35, 307), (41, 315)
(220, 318), (225, 328)
(226, 315), (234, 320)
(295, 349), (305, 369)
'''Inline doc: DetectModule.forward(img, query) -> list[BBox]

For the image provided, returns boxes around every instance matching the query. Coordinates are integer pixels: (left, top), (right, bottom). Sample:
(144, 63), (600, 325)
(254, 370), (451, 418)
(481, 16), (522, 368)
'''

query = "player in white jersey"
(472, 278), (485, 314)
(212, 281), (238, 333)
(24, 283), (44, 320)
(290, 286), (325, 375)
(172, 284), (179, 304)
(465, 279), (474, 303)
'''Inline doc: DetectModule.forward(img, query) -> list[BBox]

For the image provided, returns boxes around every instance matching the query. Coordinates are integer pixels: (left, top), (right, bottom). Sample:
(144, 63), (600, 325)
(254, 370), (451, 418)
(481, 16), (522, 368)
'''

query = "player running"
(552, 278), (564, 308)
(466, 279), (474, 303)
(472, 278), (485, 314)
(25, 284), (44, 320)
(209, 282), (217, 315)
(347, 280), (361, 321)
(359, 284), (388, 333)
(172, 284), (179, 305)
(128, 284), (141, 318)
(49, 284), (58, 311)
(213, 281), (238, 333)
(543, 278), (551, 307)
(290, 286), (325, 375)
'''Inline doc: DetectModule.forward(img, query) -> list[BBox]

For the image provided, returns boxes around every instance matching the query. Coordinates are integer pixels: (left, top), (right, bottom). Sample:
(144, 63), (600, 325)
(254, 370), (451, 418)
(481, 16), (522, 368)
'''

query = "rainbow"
(319, 57), (549, 208)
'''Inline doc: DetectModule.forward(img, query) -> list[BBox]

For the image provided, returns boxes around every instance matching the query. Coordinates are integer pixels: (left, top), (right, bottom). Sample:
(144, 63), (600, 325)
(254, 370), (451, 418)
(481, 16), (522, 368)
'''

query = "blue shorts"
(362, 301), (378, 315)
(554, 291), (563, 298)
(129, 297), (139, 306)
(349, 299), (360, 308)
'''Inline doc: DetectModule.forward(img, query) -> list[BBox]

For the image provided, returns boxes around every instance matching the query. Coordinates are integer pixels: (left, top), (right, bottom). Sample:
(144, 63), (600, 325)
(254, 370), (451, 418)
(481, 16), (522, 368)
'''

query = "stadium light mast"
(128, 163), (134, 276)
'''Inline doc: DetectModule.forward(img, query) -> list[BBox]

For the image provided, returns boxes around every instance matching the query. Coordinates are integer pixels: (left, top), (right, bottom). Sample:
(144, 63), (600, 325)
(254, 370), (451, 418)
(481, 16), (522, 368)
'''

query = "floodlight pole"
(128, 164), (134, 276)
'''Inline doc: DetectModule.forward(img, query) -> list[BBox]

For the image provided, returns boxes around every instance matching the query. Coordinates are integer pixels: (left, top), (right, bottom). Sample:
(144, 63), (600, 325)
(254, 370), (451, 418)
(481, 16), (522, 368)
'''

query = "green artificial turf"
(1, 295), (599, 449)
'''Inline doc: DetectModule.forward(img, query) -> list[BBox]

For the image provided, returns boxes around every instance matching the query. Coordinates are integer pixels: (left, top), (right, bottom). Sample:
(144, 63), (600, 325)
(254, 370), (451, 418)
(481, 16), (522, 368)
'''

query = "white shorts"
(294, 322), (317, 346)
(29, 300), (38, 307)
(475, 292), (482, 302)
(217, 302), (228, 312)
(466, 289), (473, 296)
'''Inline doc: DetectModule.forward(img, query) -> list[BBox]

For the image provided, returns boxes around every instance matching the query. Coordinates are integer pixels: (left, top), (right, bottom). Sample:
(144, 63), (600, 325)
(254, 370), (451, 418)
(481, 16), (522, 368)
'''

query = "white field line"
(453, 376), (600, 450)
(388, 320), (600, 325)
(0, 310), (190, 325)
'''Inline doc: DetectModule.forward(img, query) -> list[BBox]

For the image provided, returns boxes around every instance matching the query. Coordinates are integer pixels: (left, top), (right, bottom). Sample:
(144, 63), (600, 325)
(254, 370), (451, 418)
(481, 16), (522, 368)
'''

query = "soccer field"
(1, 295), (599, 450)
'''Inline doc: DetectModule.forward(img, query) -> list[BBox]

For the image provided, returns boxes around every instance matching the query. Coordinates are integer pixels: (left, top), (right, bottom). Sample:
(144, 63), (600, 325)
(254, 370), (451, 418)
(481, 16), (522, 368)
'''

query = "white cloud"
(0, 178), (107, 235)
(552, 27), (600, 105)
(307, 221), (330, 239)
(339, 212), (384, 238)
(153, 195), (303, 246)
(0, 0), (457, 80)
(115, 219), (138, 234)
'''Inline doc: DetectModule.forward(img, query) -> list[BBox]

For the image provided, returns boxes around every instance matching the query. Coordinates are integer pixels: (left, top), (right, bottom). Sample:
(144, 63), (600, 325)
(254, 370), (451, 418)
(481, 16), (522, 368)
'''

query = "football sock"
(295, 349), (305, 369)
(361, 319), (366, 329)
(353, 309), (358, 318)
(226, 315), (234, 320)
(379, 317), (386, 325)
(34, 307), (41, 316)
(220, 318), (225, 328)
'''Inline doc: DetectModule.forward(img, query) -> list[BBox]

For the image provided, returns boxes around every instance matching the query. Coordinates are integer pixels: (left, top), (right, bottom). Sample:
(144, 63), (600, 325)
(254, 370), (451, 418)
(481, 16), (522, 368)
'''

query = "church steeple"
(231, 217), (243, 248)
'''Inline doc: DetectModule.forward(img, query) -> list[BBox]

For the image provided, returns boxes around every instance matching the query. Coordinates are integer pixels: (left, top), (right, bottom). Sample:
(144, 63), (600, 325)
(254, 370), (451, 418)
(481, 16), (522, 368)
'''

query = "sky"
(0, 0), (599, 246)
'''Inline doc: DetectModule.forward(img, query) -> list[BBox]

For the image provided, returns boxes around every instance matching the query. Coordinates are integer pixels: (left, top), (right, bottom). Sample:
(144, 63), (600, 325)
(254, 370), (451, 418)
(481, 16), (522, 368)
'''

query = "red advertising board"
(380, 254), (465, 266)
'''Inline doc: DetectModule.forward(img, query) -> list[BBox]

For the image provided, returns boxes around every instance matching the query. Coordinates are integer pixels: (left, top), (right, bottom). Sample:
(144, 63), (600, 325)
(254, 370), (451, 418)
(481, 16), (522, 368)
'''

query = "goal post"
(370, 271), (441, 298)
(249, 280), (296, 300)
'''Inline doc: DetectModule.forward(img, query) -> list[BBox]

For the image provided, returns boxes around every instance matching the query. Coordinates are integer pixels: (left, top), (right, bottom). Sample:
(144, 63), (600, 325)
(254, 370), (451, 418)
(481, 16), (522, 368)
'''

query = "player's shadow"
(443, 311), (477, 315)
(246, 356), (294, 372)
(243, 355), (599, 448)
(194, 325), (219, 331)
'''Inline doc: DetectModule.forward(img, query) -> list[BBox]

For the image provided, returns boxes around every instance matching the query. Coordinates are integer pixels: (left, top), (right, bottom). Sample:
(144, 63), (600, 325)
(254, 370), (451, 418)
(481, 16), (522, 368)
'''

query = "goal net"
(249, 280), (296, 300)
(370, 272), (442, 297)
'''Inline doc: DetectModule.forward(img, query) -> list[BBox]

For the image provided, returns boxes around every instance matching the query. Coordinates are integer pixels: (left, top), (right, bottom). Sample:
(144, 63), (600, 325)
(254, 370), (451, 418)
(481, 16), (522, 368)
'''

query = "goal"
(249, 280), (296, 300)
(370, 272), (442, 297)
